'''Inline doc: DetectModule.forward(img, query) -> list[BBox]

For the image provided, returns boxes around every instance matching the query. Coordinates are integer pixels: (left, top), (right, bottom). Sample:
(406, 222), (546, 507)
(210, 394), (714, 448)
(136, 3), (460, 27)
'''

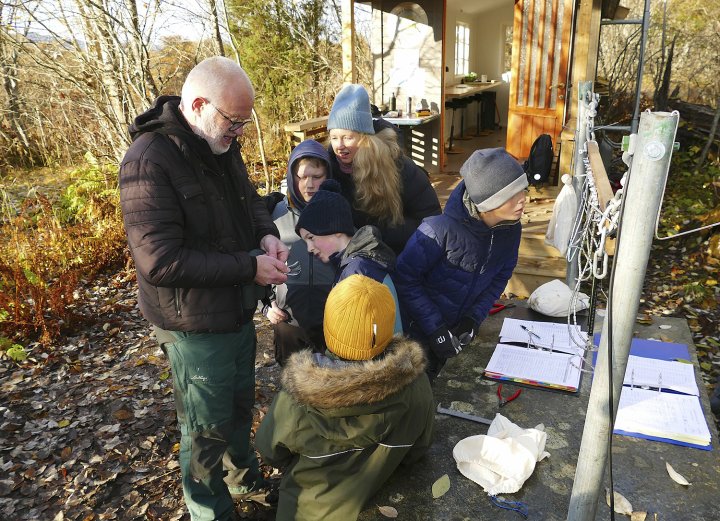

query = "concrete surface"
(357, 303), (720, 520)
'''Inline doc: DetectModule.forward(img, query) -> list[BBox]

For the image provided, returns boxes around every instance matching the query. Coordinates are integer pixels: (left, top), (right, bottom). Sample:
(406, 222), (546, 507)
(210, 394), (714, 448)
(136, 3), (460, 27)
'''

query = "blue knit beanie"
(460, 148), (528, 211)
(296, 179), (356, 237)
(327, 84), (375, 135)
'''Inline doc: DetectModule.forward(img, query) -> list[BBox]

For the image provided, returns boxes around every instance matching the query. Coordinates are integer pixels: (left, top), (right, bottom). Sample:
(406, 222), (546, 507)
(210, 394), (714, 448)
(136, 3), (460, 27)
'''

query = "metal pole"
(630, 0), (652, 133)
(566, 81), (593, 288)
(567, 110), (679, 521)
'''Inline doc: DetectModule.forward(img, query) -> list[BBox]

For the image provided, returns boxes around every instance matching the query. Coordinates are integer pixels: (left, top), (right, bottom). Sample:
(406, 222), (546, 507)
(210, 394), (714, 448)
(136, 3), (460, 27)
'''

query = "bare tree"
(0, 0), (212, 166)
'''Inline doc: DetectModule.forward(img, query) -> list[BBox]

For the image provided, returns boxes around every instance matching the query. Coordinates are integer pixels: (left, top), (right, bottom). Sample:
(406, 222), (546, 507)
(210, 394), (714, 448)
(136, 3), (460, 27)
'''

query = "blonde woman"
(327, 84), (441, 254)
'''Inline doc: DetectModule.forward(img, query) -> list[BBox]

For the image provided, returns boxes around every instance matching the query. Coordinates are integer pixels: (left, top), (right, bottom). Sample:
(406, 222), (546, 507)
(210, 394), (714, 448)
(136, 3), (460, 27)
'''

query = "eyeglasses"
(205, 100), (253, 132)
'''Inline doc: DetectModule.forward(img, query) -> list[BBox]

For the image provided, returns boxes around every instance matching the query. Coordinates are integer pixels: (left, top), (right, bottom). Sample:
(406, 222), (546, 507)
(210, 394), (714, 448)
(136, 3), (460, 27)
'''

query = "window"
(454, 23), (469, 76)
(503, 25), (513, 74)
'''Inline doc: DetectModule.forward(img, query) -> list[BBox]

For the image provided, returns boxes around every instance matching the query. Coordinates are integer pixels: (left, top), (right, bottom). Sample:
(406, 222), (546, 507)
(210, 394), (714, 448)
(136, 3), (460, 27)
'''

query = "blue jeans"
(156, 325), (260, 521)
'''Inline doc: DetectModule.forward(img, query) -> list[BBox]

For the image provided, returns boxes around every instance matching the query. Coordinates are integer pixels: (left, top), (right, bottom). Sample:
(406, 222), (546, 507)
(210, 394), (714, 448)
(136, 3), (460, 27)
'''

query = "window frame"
(454, 22), (470, 77)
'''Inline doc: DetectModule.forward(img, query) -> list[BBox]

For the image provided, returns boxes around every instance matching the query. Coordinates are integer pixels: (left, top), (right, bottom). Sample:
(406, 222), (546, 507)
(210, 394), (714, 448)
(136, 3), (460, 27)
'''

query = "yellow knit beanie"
(324, 275), (396, 361)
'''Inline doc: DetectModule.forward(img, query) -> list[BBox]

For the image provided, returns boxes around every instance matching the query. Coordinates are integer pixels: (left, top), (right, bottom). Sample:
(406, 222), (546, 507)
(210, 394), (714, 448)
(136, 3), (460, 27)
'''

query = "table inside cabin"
(445, 81), (503, 100)
(382, 114), (440, 174)
(357, 304), (720, 521)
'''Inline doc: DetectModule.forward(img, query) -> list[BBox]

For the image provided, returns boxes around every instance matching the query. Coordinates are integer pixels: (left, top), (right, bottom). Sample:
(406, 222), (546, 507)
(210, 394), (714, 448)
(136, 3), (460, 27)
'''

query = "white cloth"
(527, 278), (589, 317)
(453, 413), (550, 495)
(545, 174), (577, 256)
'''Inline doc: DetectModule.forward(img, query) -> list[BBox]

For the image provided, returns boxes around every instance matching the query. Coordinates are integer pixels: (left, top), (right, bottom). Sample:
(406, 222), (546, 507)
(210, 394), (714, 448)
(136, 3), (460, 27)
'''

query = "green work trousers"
(156, 325), (260, 521)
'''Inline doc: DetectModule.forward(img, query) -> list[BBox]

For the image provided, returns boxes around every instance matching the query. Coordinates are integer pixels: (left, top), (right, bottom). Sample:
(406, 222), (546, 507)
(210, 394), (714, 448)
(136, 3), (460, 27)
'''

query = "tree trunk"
(654, 35), (676, 112)
(209, 0), (226, 57)
(696, 97), (720, 171)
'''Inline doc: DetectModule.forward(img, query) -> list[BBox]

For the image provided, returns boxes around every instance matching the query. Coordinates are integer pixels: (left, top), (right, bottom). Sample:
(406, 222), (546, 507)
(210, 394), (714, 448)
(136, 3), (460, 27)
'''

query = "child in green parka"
(255, 274), (434, 521)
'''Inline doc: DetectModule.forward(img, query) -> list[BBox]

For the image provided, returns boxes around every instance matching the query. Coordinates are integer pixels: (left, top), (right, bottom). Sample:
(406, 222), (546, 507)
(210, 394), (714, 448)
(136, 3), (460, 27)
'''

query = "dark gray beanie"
(296, 179), (355, 237)
(460, 148), (528, 211)
(327, 84), (375, 135)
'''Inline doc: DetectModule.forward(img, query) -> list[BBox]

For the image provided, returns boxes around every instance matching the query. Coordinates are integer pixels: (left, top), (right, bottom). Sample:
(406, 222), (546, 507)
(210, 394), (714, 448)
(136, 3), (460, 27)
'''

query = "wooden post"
(566, 81), (593, 288)
(567, 111), (679, 521)
(559, 0), (603, 178)
(341, 0), (355, 85)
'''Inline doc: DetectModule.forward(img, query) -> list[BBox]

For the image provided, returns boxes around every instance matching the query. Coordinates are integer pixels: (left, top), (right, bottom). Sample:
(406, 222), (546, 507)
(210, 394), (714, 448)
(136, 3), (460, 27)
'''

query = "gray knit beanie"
(327, 84), (375, 135)
(460, 148), (528, 211)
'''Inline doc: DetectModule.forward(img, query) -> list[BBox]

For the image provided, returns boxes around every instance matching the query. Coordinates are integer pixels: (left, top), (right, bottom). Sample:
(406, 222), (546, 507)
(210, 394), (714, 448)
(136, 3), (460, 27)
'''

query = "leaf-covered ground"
(1, 155), (718, 520)
(0, 267), (282, 520)
(2, 235), (718, 520)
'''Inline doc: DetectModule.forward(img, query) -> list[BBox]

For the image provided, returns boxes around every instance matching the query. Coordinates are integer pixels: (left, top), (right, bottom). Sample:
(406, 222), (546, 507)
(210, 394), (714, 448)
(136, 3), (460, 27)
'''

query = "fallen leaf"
(666, 461), (691, 486)
(377, 505), (398, 518)
(432, 474), (450, 498)
(113, 409), (133, 421)
(605, 488), (633, 515)
(631, 511), (647, 521)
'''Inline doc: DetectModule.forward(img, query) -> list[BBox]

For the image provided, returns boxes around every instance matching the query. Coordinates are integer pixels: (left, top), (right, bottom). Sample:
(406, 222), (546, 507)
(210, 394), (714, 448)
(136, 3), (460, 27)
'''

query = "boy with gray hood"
(265, 139), (335, 364)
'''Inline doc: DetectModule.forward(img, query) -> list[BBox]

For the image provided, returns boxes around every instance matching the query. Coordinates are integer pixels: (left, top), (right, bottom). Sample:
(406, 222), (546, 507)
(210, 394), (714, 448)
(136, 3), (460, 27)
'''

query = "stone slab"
(357, 304), (719, 521)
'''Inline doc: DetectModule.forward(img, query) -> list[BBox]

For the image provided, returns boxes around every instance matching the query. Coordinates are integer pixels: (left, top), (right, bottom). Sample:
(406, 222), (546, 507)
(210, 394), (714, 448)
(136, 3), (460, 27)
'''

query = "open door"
(506, 0), (574, 160)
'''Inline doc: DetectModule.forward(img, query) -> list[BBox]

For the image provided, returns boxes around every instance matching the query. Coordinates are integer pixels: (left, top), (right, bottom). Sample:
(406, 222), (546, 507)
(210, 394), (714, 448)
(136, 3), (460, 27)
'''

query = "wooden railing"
(283, 115), (329, 149)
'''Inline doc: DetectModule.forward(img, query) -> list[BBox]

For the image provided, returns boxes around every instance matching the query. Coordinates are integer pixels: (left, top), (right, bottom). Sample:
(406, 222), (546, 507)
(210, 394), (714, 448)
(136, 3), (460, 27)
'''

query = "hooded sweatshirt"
(270, 140), (336, 331)
(119, 95), (278, 332)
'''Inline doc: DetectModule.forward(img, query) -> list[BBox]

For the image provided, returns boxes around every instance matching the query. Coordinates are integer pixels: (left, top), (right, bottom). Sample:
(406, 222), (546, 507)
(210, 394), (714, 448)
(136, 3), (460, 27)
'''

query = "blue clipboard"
(592, 334), (711, 450)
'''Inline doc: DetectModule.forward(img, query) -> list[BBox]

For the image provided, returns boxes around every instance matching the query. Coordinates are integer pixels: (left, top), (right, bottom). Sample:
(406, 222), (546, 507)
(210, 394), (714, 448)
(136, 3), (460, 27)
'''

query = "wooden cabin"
(287, 0), (622, 296)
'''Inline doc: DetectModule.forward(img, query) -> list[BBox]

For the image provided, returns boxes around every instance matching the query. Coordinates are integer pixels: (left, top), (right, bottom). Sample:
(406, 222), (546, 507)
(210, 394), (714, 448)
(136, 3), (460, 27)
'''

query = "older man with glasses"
(119, 56), (289, 521)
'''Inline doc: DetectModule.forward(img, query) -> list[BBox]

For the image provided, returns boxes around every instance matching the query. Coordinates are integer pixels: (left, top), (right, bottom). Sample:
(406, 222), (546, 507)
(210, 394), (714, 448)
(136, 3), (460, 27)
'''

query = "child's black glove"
(452, 316), (478, 346)
(431, 327), (462, 358)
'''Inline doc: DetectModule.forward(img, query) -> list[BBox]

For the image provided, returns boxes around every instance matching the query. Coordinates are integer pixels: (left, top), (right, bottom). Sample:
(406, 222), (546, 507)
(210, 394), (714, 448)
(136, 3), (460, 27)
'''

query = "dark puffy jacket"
(119, 96), (279, 332)
(255, 338), (434, 521)
(333, 225), (396, 284)
(328, 121), (441, 254)
(395, 181), (521, 335)
(331, 226), (403, 333)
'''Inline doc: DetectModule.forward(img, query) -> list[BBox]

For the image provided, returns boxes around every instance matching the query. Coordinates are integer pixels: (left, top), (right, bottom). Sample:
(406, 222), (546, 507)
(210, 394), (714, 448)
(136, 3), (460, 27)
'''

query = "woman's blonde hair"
(351, 128), (403, 225)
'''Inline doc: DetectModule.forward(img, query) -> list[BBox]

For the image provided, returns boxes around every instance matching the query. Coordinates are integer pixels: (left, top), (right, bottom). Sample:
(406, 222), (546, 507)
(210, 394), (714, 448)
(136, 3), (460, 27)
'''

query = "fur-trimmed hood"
(281, 337), (427, 409)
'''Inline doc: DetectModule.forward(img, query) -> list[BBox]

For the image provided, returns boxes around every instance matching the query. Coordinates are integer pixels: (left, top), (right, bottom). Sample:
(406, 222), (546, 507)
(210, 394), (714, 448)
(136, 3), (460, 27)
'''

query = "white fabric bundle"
(453, 414), (550, 495)
(527, 279), (589, 317)
(545, 174), (578, 256)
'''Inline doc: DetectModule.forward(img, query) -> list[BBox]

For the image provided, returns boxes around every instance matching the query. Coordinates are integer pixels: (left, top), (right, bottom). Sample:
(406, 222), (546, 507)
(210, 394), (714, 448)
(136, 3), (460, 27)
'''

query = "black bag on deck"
(523, 134), (554, 184)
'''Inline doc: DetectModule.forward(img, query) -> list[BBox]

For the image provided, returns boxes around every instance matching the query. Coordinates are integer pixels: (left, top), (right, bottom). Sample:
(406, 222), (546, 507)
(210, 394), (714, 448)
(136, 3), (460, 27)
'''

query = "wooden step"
(505, 253), (566, 298)
(505, 272), (558, 298)
(514, 254), (567, 278)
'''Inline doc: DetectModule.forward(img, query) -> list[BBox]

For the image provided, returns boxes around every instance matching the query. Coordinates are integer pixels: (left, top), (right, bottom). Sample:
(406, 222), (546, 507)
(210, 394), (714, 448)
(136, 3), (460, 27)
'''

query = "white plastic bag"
(528, 279), (589, 317)
(545, 174), (577, 256)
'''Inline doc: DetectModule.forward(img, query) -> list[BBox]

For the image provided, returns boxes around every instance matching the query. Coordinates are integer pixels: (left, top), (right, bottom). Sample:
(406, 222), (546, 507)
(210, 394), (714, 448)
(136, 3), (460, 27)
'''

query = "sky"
(16, 0), (215, 45)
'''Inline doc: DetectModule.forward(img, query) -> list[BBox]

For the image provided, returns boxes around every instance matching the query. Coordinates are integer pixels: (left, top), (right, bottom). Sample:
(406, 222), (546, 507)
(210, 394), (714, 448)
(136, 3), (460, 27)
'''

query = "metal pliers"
(490, 302), (516, 315)
(497, 384), (522, 408)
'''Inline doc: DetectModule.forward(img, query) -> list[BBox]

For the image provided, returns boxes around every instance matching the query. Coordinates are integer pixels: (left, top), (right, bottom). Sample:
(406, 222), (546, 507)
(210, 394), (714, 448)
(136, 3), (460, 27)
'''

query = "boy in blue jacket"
(395, 147), (528, 381)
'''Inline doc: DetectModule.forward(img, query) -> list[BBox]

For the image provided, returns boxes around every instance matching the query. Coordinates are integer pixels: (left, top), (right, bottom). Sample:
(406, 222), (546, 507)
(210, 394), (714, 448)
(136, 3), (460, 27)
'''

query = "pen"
(520, 324), (542, 340)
